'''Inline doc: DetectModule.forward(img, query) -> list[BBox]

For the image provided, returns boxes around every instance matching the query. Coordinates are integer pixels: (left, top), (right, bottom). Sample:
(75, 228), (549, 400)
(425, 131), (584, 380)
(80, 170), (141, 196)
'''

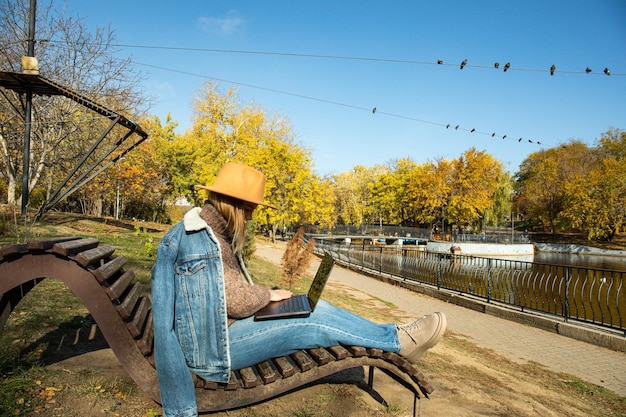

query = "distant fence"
(302, 224), (530, 244)
(313, 238), (625, 336)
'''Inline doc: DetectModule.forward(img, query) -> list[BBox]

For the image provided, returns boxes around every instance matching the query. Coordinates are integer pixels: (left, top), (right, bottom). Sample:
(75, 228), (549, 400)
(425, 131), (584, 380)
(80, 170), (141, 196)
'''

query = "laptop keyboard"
(275, 295), (310, 313)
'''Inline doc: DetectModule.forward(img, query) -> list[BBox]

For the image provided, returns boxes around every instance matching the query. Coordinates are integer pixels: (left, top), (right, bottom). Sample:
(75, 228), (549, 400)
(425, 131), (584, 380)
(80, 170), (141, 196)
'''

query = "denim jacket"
(152, 207), (230, 417)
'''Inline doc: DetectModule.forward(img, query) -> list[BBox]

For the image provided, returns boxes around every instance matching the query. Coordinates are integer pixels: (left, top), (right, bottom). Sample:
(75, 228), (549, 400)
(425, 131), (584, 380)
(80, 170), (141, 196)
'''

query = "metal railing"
(301, 224), (531, 244)
(314, 239), (625, 336)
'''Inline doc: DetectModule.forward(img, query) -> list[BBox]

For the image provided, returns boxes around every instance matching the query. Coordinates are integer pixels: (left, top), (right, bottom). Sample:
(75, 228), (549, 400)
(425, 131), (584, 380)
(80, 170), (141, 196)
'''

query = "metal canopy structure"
(0, 71), (149, 218)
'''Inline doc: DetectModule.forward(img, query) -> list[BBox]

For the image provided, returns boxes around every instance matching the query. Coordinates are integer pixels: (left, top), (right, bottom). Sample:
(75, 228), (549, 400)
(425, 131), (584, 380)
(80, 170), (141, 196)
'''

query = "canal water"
(534, 251), (626, 271)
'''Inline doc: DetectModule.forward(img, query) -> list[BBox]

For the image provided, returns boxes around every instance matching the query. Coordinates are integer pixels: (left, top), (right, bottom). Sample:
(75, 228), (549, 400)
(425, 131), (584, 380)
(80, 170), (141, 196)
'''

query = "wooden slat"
(204, 380), (220, 390)
(367, 348), (384, 358)
(291, 351), (313, 371)
(273, 356), (295, 378)
(328, 345), (351, 360)
(51, 238), (99, 256)
(239, 367), (259, 388)
(0, 243), (28, 259)
(105, 269), (135, 302)
(116, 282), (142, 320)
(127, 296), (149, 338)
(383, 352), (412, 370)
(26, 236), (81, 250)
(224, 372), (239, 390)
(93, 256), (127, 283)
(308, 347), (333, 365)
(74, 245), (115, 267)
(256, 361), (277, 384)
(347, 346), (368, 357)
(195, 375), (220, 390)
(137, 311), (154, 356)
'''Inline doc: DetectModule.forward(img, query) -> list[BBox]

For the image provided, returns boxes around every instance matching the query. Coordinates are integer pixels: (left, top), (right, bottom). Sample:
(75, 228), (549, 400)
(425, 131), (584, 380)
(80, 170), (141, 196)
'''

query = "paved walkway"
(255, 243), (626, 397)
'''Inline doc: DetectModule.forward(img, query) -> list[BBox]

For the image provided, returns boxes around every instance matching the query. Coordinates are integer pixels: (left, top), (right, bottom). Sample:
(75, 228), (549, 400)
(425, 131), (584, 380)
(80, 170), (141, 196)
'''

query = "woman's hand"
(269, 289), (292, 301)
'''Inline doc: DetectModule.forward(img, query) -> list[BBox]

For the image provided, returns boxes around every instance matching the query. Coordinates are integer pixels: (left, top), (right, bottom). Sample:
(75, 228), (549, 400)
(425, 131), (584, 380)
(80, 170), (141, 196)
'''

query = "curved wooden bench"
(0, 237), (434, 415)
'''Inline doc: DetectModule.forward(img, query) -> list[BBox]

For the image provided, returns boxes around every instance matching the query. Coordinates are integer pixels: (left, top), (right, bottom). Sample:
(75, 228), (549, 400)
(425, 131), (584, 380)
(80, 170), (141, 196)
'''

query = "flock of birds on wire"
(6, 38), (619, 149)
(452, 58), (612, 76)
(370, 58), (615, 147)
(79, 44), (619, 149)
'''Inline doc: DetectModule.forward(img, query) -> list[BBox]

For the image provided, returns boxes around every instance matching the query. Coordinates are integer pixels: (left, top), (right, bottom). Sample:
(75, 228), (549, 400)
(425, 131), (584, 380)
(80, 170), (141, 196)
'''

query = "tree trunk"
(7, 177), (17, 205)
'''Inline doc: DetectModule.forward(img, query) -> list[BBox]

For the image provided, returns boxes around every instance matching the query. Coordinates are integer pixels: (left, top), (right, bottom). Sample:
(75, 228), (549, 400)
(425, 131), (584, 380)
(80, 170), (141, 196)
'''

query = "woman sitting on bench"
(152, 162), (447, 417)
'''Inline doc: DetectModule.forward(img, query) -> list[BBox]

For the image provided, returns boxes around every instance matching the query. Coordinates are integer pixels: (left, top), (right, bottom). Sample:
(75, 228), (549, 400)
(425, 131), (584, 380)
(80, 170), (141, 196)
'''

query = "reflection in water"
(534, 251), (626, 271)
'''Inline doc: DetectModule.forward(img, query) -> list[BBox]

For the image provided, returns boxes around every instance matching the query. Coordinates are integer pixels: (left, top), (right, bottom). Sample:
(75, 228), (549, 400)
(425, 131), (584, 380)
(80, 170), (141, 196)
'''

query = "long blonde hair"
(208, 192), (249, 254)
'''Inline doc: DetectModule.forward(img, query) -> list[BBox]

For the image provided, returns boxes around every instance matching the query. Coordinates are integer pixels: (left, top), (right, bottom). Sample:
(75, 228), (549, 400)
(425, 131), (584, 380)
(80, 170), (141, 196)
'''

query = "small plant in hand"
(280, 228), (316, 290)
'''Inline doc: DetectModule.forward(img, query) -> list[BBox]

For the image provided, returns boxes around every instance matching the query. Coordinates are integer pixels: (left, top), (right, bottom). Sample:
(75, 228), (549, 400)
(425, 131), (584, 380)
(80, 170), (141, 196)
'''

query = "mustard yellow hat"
(196, 163), (277, 209)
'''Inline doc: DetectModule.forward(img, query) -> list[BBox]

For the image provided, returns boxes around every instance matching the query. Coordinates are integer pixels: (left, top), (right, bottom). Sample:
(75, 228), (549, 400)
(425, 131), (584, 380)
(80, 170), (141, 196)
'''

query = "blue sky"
(67, 0), (625, 176)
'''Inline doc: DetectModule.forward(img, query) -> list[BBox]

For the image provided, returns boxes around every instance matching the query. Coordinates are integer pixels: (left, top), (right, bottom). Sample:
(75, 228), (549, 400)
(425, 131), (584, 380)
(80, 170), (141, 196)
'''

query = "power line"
(11, 41), (553, 147)
(134, 61), (546, 147)
(112, 43), (624, 77)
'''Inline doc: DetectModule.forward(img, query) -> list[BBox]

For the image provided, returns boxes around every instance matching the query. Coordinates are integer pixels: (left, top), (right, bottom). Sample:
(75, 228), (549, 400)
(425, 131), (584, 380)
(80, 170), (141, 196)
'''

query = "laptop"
(254, 253), (335, 321)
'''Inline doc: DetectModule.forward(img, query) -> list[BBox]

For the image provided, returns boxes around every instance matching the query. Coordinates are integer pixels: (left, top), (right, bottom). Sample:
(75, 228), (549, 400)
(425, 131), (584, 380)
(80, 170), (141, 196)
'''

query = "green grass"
(0, 365), (45, 416)
(2, 213), (625, 417)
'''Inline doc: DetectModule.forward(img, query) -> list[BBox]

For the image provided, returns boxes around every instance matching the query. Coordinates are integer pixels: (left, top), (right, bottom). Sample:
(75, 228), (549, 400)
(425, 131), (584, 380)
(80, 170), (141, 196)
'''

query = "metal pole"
(511, 211), (515, 243)
(21, 0), (37, 216)
(22, 96), (32, 216)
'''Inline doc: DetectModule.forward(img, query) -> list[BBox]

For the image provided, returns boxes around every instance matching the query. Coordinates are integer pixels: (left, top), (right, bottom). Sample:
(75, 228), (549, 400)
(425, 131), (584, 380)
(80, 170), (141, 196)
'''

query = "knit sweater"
(199, 203), (271, 324)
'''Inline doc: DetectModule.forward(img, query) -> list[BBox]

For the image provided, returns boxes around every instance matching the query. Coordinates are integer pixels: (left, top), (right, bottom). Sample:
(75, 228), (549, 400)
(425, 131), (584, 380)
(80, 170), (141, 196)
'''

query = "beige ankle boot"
(397, 312), (447, 363)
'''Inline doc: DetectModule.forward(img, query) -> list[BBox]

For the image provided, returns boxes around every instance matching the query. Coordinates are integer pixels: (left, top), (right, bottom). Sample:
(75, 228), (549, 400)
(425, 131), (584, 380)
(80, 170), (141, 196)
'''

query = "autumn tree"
(0, 0), (147, 208)
(302, 176), (337, 233)
(561, 129), (626, 241)
(64, 132), (166, 221)
(446, 148), (503, 227)
(483, 170), (515, 228)
(147, 114), (193, 201)
(371, 158), (417, 225)
(332, 165), (382, 228)
(406, 158), (453, 228)
(516, 140), (592, 232)
(281, 228), (316, 290)
(251, 130), (318, 240)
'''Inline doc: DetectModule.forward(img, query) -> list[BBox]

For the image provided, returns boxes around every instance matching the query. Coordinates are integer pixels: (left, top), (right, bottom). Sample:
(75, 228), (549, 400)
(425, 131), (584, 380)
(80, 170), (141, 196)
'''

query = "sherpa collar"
(183, 207), (207, 231)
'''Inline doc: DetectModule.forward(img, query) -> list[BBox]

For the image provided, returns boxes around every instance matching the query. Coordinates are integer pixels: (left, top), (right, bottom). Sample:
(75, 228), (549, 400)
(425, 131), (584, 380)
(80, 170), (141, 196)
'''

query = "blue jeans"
(228, 300), (401, 369)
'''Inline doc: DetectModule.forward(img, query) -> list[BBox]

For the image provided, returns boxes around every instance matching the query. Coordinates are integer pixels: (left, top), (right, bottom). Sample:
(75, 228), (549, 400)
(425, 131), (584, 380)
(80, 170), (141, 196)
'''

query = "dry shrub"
(281, 228), (316, 290)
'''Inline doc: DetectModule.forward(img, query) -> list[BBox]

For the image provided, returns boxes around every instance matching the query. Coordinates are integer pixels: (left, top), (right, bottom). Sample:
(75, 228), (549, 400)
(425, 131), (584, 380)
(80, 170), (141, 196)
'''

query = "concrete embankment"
(426, 241), (534, 258)
(534, 243), (626, 257)
(427, 240), (626, 260)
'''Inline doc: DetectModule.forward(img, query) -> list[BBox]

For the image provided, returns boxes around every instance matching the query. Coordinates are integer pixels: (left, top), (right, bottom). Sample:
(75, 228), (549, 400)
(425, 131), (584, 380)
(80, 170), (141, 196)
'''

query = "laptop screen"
(307, 253), (335, 309)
